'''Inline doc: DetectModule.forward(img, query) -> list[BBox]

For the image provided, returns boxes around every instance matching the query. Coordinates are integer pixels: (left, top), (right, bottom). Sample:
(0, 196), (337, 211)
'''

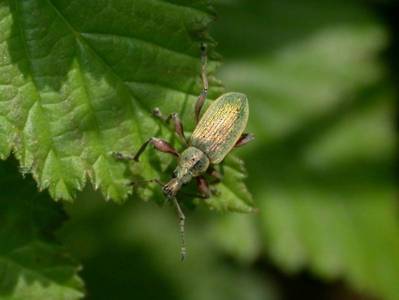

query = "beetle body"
(113, 43), (253, 260)
(163, 92), (249, 198)
(191, 92), (249, 164)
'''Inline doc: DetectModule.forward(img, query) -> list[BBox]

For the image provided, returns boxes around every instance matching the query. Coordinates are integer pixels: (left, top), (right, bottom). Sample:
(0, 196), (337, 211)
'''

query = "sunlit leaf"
(0, 0), (253, 211)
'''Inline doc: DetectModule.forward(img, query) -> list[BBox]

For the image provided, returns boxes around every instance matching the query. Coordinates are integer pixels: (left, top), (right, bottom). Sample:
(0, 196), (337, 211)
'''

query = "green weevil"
(113, 43), (254, 260)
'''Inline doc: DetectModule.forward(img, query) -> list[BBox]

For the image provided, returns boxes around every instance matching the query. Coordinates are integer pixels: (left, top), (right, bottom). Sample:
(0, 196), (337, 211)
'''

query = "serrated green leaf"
(0, 0), (253, 211)
(213, 0), (399, 299)
(0, 159), (84, 300)
(200, 155), (255, 213)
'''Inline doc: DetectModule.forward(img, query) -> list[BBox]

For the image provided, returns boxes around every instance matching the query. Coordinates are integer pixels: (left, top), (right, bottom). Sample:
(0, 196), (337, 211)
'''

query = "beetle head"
(163, 147), (209, 198)
(163, 178), (181, 199)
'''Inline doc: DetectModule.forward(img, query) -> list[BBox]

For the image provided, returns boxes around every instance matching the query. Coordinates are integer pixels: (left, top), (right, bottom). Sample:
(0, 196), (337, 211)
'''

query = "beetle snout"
(163, 178), (181, 199)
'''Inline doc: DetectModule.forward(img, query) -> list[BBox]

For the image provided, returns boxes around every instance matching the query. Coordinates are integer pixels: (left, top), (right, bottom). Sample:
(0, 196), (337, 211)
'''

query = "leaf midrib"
(47, 0), (201, 102)
(13, 0), (62, 186)
(44, 0), (201, 149)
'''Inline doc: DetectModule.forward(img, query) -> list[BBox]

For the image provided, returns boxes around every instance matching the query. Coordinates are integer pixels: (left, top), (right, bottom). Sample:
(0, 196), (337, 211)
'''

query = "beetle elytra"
(113, 43), (254, 260)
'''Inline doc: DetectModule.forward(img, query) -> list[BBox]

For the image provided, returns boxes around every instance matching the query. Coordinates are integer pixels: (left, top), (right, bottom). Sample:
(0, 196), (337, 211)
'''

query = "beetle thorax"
(162, 147), (209, 198)
(175, 147), (210, 181)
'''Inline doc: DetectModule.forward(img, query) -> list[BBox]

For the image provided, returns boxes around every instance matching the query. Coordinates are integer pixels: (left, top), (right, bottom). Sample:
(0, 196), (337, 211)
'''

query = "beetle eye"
(193, 160), (202, 170)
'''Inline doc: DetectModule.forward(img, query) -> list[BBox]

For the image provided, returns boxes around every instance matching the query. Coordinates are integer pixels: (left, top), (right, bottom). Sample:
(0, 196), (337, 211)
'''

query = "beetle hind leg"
(153, 108), (187, 144)
(234, 133), (255, 148)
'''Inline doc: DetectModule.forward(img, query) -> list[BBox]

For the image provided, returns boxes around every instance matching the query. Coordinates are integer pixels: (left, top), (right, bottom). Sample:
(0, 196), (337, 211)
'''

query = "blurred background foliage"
(60, 0), (398, 299)
(1, 0), (397, 299)
(212, 0), (399, 299)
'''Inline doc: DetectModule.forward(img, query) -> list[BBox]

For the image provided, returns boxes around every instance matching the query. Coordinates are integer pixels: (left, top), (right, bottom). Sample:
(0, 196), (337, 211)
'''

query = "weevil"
(113, 43), (254, 260)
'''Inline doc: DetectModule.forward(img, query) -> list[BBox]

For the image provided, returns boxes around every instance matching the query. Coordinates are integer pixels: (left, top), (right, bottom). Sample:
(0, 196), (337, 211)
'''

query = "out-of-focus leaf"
(59, 194), (277, 300)
(213, 0), (398, 299)
(256, 96), (398, 299)
(0, 159), (84, 300)
(208, 212), (261, 264)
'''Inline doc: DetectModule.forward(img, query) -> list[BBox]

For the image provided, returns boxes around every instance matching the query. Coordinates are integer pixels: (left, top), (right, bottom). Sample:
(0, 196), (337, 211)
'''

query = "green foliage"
(0, 0), (253, 212)
(1, 0), (398, 299)
(213, 0), (399, 299)
(59, 195), (275, 300)
(0, 159), (84, 300)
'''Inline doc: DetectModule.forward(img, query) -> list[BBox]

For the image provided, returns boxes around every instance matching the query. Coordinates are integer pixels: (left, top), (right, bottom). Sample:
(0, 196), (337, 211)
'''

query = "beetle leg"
(112, 142), (178, 161)
(129, 178), (164, 187)
(194, 42), (208, 124)
(129, 179), (165, 195)
(166, 113), (187, 144)
(234, 133), (255, 148)
(153, 108), (187, 144)
(134, 137), (180, 161)
(113, 137), (179, 162)
(196, 176), (212, 198)
(207, 167), (223, 184)
(112, 152), (136, 161)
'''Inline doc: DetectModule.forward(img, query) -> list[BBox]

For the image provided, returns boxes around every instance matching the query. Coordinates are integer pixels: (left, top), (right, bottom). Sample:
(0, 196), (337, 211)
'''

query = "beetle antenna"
(172, 196), (186, 261)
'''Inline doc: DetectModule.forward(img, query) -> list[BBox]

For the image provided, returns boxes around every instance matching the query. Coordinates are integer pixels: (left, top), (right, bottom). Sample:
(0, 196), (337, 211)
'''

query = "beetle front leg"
(196, 175), (221, 198)
(207, 166), (223, 184)
(194, 43), (208, 124)
(129, 178), (164, 187)
(234, 133), (255, 148)
(113, 137), (179, 162)
(196, 176), (212, 198)
(153, 108), (187, 144)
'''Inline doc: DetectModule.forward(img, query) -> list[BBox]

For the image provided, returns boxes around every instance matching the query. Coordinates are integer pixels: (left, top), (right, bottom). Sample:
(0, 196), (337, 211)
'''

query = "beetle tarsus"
(111, 151), (135, 161)
(207, 167), (223, 183)
(210, 187), (221, 197)
(152, 107), (163, 119)
(195, 42), (208, 124)
(152, 108), (188, 145)
(166, 113), (187, 144)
